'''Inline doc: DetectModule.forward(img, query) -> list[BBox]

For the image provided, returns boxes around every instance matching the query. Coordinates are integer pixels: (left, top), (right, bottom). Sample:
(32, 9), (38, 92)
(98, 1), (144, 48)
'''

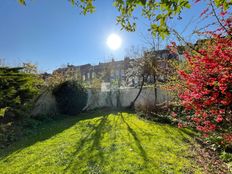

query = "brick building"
(53, 49), (179, 87)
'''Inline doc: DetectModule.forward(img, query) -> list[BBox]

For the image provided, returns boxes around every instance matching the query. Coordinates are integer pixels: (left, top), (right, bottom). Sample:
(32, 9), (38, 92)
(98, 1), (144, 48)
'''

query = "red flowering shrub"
(178, 35), (232, 144)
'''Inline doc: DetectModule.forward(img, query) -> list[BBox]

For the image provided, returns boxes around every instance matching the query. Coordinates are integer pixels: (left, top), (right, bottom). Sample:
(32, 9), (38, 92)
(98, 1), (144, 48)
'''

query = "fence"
(32, 86), (171, 116)
(85, 86), (171, 109)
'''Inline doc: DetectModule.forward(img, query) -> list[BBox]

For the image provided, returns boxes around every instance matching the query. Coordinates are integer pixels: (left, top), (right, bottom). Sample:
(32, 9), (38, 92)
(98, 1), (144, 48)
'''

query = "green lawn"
(0, 111), (203, 174)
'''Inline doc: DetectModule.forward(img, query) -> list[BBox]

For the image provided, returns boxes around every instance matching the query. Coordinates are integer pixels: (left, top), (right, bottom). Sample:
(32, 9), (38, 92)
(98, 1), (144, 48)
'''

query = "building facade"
(52, 49), (180, 88)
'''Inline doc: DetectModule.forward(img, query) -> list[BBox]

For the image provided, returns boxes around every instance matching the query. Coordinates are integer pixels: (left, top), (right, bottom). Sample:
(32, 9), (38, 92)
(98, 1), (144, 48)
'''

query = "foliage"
(177, 35), (232, 147)
(46, 66), (82, 90)
(126, 48), (176, 109)
(0, 66), (43, 147)
(86, 61), (113, 89)
(0, 122), (15, 147)
(159, 51), (190, 105)
(53, 80), (88, 115)
(0, 111), (211, 173)
(220, 151), (232, 163)
(0, 67), (43, 120)
(175, 35), (232, 159)
(97, 60), (123, 89)
(18, 0), (231, 38)
(22, 63), (38, 74)
(0, 117), (42, 148)
(89, 77), (102, 89)
(165, 7), (232, 166)
(135, 100), (173, 124)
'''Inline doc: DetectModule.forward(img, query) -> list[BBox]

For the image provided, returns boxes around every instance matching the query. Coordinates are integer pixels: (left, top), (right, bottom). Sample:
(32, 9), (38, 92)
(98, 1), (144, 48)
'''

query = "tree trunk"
(130, 75), (145, 108)
(116, 89), (121, 108)
(154, 75), (157, 107)
(116, 79), (121, 108)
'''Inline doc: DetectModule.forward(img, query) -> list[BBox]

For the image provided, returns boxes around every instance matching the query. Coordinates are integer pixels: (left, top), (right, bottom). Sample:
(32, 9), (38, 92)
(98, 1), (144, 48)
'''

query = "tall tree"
(0, 66), (42, 119)
(126, 49), (167, 108)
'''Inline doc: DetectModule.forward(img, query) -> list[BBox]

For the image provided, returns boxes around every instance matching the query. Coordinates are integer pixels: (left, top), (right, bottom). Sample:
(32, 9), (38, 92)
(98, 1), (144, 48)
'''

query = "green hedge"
(53, 81), (87, 115)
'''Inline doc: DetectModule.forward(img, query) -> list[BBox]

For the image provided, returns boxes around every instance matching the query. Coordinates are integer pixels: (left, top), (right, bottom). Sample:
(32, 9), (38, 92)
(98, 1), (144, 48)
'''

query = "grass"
(0, 110), (203, 174)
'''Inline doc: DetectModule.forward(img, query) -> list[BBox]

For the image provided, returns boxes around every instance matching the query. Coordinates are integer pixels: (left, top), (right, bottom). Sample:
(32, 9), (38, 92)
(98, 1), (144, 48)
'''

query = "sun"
(106, 33), (122, 50)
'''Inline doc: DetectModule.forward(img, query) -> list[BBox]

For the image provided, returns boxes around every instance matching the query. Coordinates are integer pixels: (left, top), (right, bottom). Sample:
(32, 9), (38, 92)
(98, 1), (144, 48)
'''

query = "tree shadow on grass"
(0, 109), (113, 160)
(0, 109), (152, 173)
(120, 113), (148, 162)
(161, 126), (189, 144)
(63, 110), (147, 173)
(65, 111), (149, 173)
(64, 114), (111, 173)
(128, 120), (155, 141)
(67, 112), (127, 173)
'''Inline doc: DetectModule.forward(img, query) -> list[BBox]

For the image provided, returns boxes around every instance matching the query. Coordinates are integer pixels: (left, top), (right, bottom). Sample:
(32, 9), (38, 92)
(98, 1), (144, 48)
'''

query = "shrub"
(177, 36), (232, 143)
(0, 67), (42, 121)
(53, 80), (88, 115)
(135, 100), (172, 124)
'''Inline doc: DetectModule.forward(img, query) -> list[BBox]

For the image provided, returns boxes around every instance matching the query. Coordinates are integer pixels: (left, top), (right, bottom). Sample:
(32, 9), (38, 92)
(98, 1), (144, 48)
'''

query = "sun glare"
(106, 33), (122, 50)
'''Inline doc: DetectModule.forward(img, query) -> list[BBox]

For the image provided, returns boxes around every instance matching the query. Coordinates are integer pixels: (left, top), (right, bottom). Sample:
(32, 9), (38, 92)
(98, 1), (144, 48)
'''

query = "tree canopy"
(18, 0), (231, 39)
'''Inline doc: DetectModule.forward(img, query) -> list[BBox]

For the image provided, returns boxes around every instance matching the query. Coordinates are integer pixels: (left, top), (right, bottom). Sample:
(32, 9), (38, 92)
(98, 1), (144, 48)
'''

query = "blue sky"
(0, 0), (207, 72)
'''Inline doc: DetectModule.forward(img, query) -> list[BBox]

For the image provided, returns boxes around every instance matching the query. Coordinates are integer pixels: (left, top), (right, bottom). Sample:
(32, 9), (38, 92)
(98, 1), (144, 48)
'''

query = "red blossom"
(178, 35), (232, 136)
(223, 134), (232, 143)
(200, 8), (209, 17)
(215, 115), (223, 123)
(178, 122), (183, 128)
(171, 112), (177, 118)
(220, 11), (227, 16)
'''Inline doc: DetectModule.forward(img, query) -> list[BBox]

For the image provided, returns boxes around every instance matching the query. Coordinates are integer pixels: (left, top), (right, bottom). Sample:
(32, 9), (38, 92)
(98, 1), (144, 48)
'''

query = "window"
(111, 70), (114, 77)
(82, 75), (85, 81)
(121, 70), (125, 77)
(92, 72), (95, 78)
(116, 70), (120, 77)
